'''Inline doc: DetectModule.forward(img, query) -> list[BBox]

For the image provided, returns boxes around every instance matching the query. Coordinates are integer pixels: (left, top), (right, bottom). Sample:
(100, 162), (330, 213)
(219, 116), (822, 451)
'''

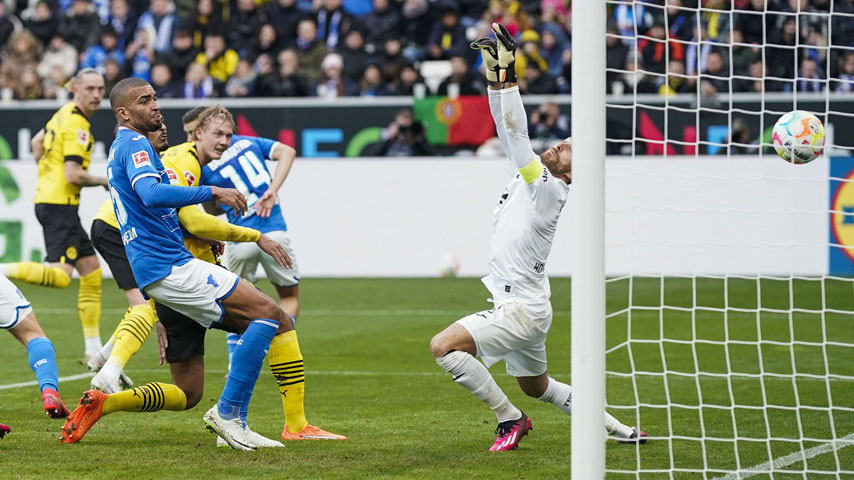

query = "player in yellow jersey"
(2, 69), (108, 360)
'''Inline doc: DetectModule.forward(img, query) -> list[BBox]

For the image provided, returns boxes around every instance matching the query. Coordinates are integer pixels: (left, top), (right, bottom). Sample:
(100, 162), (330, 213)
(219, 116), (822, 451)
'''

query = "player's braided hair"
(192, 105), (235, 140)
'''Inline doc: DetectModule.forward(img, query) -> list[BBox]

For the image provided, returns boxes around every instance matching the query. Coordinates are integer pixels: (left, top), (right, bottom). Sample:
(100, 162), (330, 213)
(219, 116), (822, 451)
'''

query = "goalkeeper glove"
(470, 37), (499, 83)
(492, 22), (517, 83)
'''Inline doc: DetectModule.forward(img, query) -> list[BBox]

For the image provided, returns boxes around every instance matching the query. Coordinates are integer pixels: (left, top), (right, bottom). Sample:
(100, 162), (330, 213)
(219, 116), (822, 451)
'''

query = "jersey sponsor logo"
(122, 226), (138, 245)
(132, 151), (151, 167)
(184, 170), (196, 186)
(77, 129), (89, 145)
(165, 168), (179, 184)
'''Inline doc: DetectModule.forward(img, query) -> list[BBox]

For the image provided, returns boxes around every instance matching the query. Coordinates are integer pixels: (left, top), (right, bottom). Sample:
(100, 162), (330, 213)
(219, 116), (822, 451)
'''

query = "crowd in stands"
(0, 0), (852, 100)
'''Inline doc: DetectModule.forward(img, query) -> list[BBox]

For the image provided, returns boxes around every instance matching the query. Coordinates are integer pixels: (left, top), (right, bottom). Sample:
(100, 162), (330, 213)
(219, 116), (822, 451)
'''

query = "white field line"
(0, 372), (93, 390)
(711, 432), (854, 480)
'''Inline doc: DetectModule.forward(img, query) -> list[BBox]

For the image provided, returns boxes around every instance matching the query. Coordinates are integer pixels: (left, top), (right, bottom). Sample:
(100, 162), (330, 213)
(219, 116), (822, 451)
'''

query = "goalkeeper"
(429, 23), (647, 451)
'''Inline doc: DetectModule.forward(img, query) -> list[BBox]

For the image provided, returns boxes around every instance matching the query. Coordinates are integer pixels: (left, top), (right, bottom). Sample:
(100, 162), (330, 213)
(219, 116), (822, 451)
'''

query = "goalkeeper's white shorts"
(456, 301), (552, 377)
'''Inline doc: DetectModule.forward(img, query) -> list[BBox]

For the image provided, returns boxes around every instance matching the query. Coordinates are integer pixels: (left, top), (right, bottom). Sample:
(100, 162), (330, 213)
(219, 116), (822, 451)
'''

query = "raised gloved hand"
(492, 22), (517, 83)
(470, 37), (499, 83)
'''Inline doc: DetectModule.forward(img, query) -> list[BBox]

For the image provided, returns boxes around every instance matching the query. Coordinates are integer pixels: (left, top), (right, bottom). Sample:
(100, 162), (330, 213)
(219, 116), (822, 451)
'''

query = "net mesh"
(601, 1), (854, 477)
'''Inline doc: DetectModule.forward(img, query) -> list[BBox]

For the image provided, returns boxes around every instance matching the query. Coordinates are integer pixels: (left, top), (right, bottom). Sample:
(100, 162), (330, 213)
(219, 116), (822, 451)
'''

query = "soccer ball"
(438, 254), (461, 277)
(772, 110), (825, 164)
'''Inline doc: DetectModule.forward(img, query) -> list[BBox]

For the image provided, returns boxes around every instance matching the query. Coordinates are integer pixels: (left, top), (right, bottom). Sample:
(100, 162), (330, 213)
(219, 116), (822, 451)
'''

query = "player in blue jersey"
(60, 78), (297, 451)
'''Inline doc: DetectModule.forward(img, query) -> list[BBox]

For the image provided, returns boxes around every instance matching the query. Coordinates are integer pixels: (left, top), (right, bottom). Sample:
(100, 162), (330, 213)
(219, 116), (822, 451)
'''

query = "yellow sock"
(269, 330), (307, 432)
(6, 262), (71, 288)
(102, 382), (187, 415)
(107, 304), (155, 368)
(78, 268), (102, 343)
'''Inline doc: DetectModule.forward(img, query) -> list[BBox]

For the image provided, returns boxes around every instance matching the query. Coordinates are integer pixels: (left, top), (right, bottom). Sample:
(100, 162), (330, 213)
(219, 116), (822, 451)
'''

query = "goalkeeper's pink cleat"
(0, 423), (10, 438)
(42, 388), (70, 419)
(489, 412), (532, 451)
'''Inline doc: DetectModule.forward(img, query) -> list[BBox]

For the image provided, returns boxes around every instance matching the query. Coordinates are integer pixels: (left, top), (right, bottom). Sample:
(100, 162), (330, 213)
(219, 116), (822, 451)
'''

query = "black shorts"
(90, 220), (137, 290)
(35, 204), (95, 263)
(155, 302), (238, 364)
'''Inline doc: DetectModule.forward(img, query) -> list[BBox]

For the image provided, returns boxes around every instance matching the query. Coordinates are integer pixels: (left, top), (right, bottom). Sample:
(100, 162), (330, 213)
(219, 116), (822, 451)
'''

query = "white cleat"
(119, 371), (134, 389)
(216, 427), (284, 448)
(203, 405), (256, 451)
(90, 371), (122, 394)
(86, 352), (107, 372)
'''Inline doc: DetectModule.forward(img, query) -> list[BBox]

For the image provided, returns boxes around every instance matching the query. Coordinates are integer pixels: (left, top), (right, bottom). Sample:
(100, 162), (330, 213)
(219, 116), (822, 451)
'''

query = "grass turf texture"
(0, 277), (850, 479)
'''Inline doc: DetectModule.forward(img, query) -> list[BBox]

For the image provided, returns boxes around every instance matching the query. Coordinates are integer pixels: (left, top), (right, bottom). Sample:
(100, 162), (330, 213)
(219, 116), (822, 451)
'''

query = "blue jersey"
(200, 135), (288, 234)
(107, 127), (194, 289)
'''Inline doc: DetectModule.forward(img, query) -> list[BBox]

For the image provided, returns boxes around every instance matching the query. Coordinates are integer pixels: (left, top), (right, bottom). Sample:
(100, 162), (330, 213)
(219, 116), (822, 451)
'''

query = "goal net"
(590, 1), (854, 478)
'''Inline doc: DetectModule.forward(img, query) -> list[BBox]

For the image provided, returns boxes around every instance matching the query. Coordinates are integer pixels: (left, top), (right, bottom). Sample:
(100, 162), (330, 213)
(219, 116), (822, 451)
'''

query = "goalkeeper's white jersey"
(482, 164), (570, 306)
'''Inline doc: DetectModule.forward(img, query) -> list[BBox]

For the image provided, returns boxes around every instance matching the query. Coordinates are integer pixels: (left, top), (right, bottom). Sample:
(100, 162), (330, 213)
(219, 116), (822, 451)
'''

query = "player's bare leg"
(9, 312), (68, 418)
(275, 284), (299, 320)
(431, 324), (529, 451)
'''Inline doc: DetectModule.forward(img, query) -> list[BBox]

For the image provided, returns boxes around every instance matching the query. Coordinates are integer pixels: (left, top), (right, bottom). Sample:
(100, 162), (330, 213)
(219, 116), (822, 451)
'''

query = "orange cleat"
(281, 424), (346, 440)
(42, 389), (70, 419)
(60, 389), (107, 444)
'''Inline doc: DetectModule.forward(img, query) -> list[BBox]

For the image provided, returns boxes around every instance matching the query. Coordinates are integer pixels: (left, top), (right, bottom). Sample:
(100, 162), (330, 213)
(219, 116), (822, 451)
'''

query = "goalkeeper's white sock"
(436, 350), (521, 423)
(538, 377), (634, 438)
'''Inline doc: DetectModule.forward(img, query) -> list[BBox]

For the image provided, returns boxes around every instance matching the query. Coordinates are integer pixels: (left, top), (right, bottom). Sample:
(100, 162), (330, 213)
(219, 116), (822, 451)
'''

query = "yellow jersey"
(160, 142), (216, 264)
(93, 198), (119, 229)
(34, 102), (95, 205)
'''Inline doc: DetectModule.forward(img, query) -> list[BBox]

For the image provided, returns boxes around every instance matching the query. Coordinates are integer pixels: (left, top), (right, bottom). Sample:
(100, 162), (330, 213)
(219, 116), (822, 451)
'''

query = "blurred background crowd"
(0, 0), (852, 101)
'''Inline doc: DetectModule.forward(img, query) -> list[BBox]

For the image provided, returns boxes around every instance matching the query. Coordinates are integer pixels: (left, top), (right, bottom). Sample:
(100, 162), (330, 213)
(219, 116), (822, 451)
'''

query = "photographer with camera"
(529, 101), (569, 154)
(372, 109), (435, 157)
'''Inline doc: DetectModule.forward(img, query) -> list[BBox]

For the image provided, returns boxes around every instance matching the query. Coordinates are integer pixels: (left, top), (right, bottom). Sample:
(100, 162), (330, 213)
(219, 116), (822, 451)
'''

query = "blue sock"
(226, 333), (240, 370)
(217, 319), (278, 420)
(239, 358), (264, 428)
(27, 337), (58, 393)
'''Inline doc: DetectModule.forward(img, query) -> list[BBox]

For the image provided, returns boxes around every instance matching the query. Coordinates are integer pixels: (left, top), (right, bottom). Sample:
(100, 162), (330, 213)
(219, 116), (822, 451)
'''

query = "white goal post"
(573, 1), (854, 478)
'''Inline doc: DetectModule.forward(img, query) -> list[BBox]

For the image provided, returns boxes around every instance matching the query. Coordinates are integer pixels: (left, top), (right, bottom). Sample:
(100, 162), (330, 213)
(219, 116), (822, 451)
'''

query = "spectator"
(253, 53), (278, 95)
(294, 17), (327, 85)
(701, 0), (730, 42)
(151, 62), (181, 98)
(734, 0), (766, 45)
(182, 61), (215, 98)
(194, 31), (238, 84)
(401, 0), (435, 55)
(660, 59), (694, 95)
(372, 109), (434, 156)
(58, 0), (101, 52)
(342, 0), (373, 18)
(37, 35), (78, 83)
(124, 25), (155, 82)
(225, 58), (257, 97)
(702, 50), (730, 93)
(606, 23), (630, 94)
(727, 118), (759, 155)
(834, 53), (854, 93)
(0, 30), (42, 97)
(426, 2), (467, 60)
(436, 55), (487, 96)
(315, 0), (352, 51)
(767, 17), (796, 81)
(394, 64), (424, 96)
(730, 28), (757, 81)
(792, 57), (825, 92)
(360, 0), (402, 54)
(81, 27), (125, 73)
(316, 53), (348, 98)
(613, 0), (656, 46)
(228, 0), (262, 57)
(539, 24), (568, 81)
(378, 36), (412, 86)
(666, 0), (694, 41)
(106, 0), (138, 50)
(253, 23), (280, 59)
(22, 1), (56, 48)
(15, 66), (42, 100)
(103, 57), (123, 96)
(520, 62), (557, 94)
(161, 27), (197, 81)
(42, 64), (70, 99)
(515, 30), (548, 81)
(190, 0), (225, 49)
(259, 49), (308, 97)
(339, 29), (370, 83)
(137, 0), (176, 54)
(262, 0), (300, 47)
(619, 56), (658, 95)
(640, 21), (683, 75)
(350, 63), (388, 96)
(529, 101), (569, 154)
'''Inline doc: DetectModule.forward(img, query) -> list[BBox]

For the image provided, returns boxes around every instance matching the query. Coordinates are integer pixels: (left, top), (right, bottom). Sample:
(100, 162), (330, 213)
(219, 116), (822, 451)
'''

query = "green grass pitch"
(0, 277), (852, 479)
